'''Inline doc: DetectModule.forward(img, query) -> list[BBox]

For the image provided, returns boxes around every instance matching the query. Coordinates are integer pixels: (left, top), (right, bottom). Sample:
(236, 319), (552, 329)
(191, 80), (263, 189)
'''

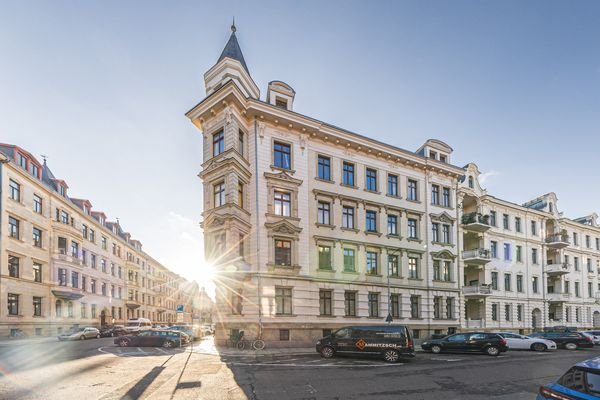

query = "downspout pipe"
(253, 118), (263, 339)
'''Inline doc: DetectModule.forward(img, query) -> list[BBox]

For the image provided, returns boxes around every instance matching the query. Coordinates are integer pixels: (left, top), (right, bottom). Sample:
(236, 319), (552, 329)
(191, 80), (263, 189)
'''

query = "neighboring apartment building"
(459, 165), (600, 333)
(0, 144), (196, 337)
(187, 25), (466, 347)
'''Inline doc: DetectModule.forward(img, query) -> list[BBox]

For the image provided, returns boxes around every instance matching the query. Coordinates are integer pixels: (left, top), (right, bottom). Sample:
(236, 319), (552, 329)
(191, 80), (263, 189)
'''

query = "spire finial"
(231, 17), (236, 33)
(41, 154), (48, 164)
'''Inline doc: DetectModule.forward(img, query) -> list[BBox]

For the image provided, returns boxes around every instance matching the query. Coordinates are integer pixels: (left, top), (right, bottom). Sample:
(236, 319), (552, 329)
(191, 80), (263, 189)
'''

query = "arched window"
(55, 300), (62, 317)
(67, 301), (74, 318)
(468, 176), (474, 189)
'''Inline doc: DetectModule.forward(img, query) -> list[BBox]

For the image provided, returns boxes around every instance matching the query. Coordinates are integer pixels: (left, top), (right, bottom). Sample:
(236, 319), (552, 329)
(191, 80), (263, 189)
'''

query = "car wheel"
(383, 349), (400, 363)
(111, 333), (114, 337)
(485, 346), (500, 356)
(163, 340), (174, 349)
(80, 335), (86, 340)
(531, 343), (547, 352)
(320, 346), (335, 359)
(118, 339), (129, 347)
(565, 342), (578, 350)
(96, 334), (100, 339)
(430, 345), (442, 354)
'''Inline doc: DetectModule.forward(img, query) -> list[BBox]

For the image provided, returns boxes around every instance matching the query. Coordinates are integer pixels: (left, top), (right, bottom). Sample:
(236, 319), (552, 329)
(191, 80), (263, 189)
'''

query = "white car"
(582, 331), (600, 345)
(497, 332), (557, 351)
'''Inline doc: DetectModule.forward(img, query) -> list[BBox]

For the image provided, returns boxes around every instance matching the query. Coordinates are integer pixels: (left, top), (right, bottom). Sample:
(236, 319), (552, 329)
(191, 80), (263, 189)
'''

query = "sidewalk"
(0, 336), (58, 345)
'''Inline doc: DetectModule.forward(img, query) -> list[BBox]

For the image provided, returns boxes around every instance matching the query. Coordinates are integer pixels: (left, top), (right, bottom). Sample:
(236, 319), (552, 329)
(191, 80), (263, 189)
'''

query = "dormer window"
(30, 163), (39, 178)
(275, 97), (288, 109)
(429, 151), (437, 160)
(59, 185), (66, 197)
(99, 216), (105, 225)
(439, 154), (447, 163)
(84, 205), (90, 215)
(17, 153), (27, 169)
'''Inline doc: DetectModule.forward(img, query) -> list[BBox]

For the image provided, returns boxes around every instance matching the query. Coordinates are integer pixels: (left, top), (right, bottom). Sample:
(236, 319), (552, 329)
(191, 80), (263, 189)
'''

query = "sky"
(1, 1), (599, 293)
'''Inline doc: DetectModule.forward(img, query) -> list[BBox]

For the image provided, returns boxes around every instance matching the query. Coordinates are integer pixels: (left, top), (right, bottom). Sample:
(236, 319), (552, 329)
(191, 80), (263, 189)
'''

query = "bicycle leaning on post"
(230, 330), (266, 351)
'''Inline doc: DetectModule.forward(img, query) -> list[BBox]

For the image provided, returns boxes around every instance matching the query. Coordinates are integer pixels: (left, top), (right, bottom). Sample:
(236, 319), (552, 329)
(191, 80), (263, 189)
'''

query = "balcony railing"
(462, 285), (492, 295)
(461, 212), (490, 226)
(545, 263), (570, 275)
(546, 233), (570, 244)
(463, 248), (491, 260)
(465, 319), (484, 328)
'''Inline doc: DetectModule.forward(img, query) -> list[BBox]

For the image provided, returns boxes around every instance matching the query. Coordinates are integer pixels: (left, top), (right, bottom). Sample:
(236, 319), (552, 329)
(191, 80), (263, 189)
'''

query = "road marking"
(431, 358), (462, 362)
(136, 347), (147, 355)
(155, 347), (168, 354)
(227, 362), (405, 368)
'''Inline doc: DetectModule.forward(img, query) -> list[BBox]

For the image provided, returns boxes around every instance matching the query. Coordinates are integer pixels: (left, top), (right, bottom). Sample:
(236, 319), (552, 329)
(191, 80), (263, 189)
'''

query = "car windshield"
(126, 322), (140, 327)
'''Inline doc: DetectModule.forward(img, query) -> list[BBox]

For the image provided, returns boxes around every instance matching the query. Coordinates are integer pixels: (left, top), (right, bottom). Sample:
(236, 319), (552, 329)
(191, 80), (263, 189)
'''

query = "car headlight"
(316, 341), (321, 345)
(422, 342), (429, 346)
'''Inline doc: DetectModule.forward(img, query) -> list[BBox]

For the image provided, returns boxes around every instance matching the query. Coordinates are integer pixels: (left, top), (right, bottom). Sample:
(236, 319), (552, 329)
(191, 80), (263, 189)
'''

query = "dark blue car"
(538, 357), (600, 399)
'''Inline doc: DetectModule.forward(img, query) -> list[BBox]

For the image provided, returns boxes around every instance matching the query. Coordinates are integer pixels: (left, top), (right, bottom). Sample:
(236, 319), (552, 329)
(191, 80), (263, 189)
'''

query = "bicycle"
(235, 338), (266, 350)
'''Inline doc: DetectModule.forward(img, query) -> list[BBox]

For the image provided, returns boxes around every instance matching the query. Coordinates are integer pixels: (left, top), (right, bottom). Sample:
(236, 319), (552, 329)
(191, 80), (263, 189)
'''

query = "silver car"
(57, 327), (100, 341)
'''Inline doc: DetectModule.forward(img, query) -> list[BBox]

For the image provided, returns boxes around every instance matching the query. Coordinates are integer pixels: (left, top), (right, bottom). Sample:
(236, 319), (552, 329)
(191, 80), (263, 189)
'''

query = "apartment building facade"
(188, 26), (468, 346)
(0, 144), (195, 337)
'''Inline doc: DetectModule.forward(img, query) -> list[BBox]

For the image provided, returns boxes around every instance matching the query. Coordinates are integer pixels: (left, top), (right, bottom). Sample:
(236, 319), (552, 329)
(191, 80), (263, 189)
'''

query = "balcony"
(464, 319), (484, 329)
(461, 212), (491, 233)
(462, 285), (492, 298)
(546, 233), (570, 249)
(51, 285), (84, 301)
(595, 294), (600, 305)
(462, 249), (492, 265)
(545, 263), (570, 276)
(52, 249), (83, 266)
(547, 292), (569, 303)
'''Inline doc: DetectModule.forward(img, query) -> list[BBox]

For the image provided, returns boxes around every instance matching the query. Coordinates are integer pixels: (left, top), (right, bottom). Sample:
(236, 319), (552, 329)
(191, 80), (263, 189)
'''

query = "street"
(1, 336), (599, 399)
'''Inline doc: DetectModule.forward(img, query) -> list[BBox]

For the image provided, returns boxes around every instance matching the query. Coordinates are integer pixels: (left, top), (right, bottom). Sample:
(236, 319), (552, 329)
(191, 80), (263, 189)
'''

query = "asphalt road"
(0, 337), (599, 400)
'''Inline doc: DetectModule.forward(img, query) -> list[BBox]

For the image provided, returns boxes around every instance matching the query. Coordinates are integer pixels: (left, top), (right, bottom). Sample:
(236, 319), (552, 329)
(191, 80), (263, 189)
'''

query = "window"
(101, 259), (107, 273)
(343, 248), (355, 272)
(442, 187), (451, 207)
(490, 241), (498, 258)
(32, 227), (42, 247)
(275, 97), (288, 109)
(81, 276), (87, 292)
(432, 223), (440, 242)
(443, 261), (451, 281)
(504, 274), (511, 291)
(71, 241), (79, 258)
(33, 194), (42, 214)
(431, 184), (440, 205)
(489, 211), (497, 226)
(388, 254), (399, 277)
(366, 210), (377, 232)
(573, 232), (579, 246)
(586, 235), (591, 248)
(342, 206), (354, 229)
(408, 256), (419, 279)
(531, 220), (537, 236)
(407, 218), (418, 239)
(589, 282), (593, 297)
(274, 191), (291, 216)
(446, 297), (454, 319)
(366, 251), (378, 275)
(213, 130), (224, 156)
(279, 329), (290, 341)
(439, 154), (447, 163)
(433, 260), (441, 280)
(238, 130), (244, 155)
(517, 304), (523, 321)
(101, 236), (107, 249)
(516, 245), (522, 262)
(342, 162), (355, 186)
(532, 276), (539, 293)
(91, 254), (96, 268)
(368, 292), (379, 317)
(33, 262), (42, 283)
(515, 217), (521, 232)
(442, 224), (451, 244)
(9, 179), (20, 201)
(407, 179), (418, 201)
(597, 238), (600, 251)
(491, 272), (498, 290)
(388, 174), (398, 196)
(491, 303), (498, 321)
(468, 176), (474, 188)
(237, 183), (244, 208)
(8, 255), (19, 278)
(213, 182), (225, 207)
(365, 168), (377, 191)
(101, 283), (107, 296)
(317, 155), (331, 181)
(574, 257), (580, 271)
(505, 304), (511, 321)
(390, 294), (400, 318)
(532, 248), (538, 264)
(433, 296), (442, 319)
(275, 287), (292, 315)
(8, 216), (19, 239)
(503, 243), (511, 261)
(344, 291), (356, 316)
(503, 214), (509, 229)
(575, 282), (580, 297)
(387, 215), (398, 235)
(71, 271), (79, 289)
(90, 279), (96, 293)
(274, 239), (292, 266)
(318, 246), (331, 270)
(273, 142), (291, 169)
(317, 201), (331, 225)
(67, 301), (74, 318)
(8, 293), (19, 315)
(516, 275), (523, 292)
(91, 304), (96, 319)
(33, 297), (42, 317)
(410, 295), (420, 318)
(587, 258), (593, 273)
(319, 290), (332, 316)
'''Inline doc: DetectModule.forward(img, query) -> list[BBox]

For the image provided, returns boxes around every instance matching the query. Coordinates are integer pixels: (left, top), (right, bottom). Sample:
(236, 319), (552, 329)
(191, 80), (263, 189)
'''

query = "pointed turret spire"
(217, 19), (249, 73)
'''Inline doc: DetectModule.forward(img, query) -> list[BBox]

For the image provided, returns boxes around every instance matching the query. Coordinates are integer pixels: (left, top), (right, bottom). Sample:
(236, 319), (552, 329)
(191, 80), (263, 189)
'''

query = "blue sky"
(1, 1), (599, 288)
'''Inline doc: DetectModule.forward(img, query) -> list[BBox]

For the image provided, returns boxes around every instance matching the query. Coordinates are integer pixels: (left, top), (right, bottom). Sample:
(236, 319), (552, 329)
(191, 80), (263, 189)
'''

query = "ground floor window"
(344, 291), (356, 316)
(390, 294), (400, 318)
(319, 290), (332, 316)
(8, 293), (19, 315)
(368, 292), (379, 317)
(410, 295), (420, 318)
(275, 287), (292, 315)
(279, 329), (290, 341)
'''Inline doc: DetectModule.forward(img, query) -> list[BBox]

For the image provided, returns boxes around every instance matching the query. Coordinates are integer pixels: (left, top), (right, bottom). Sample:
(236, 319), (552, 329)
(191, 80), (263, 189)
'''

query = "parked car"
(168, 325), (198, 340)
(315, 324), (415, 363)
(100, 325), (127, 337)
(124, 317), (152, 334)
(495, 332), (557, 352)
(582, 331), (600, 345)
(421, 332), (508, 356)
(529, 331), (594, 350)
(114, 330), (188, 348)
(537, 356), (600, 399)
(58, 327), (100, 341)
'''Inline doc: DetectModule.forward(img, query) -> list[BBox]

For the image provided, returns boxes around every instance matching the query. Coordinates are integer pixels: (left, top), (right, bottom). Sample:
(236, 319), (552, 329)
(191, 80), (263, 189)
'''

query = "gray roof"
(217, 31), (249, 73)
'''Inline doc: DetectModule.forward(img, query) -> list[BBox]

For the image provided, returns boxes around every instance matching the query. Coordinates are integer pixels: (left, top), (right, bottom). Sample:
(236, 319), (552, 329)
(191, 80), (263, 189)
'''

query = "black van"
(315, 325), (415, 363)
